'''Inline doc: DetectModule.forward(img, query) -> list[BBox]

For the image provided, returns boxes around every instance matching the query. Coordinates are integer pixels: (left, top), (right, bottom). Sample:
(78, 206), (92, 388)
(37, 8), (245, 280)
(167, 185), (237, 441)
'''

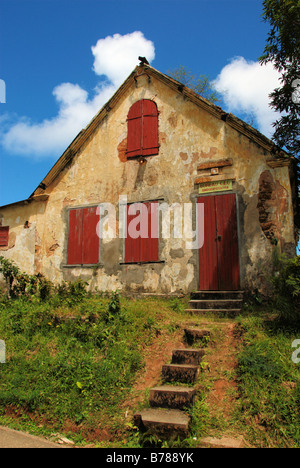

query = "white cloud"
(214, 56), (282, 137)
(92, 32), (155, 87)
(1, 32), (155, 158)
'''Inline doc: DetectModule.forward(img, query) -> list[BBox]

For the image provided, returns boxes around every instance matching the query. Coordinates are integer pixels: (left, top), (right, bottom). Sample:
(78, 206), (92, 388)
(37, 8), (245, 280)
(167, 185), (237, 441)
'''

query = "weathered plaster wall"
(0, 73), (296, 294)
(0, 200), (46, 275)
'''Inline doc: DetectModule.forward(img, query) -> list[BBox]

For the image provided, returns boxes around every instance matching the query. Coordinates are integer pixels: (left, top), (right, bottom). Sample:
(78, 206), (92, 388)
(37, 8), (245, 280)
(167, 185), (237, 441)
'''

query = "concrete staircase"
(185, 291), (244, 317)
(134, 328), (210, 438)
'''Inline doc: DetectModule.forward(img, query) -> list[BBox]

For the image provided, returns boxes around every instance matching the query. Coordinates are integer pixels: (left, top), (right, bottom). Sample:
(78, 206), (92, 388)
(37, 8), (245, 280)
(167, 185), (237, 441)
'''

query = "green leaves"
(167, 66), (222, 104)
(0, 256), (53, 300)
(260, 0), (300, 158)
(271, 254), (300, 323)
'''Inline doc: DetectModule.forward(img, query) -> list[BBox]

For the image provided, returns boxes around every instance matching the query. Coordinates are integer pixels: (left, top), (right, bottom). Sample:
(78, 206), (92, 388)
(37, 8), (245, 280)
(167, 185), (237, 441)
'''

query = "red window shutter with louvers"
(126, 99), (159, 158)
(149, 201), (159, 261)
(126, 100), (143, 158)
(0, 226), (9, 247)
(81, 206), (99, 264)
(67, 207), (99, 265)
(125, 203), (141, 263)
(67, 209), (83, 265)
(140, 202), (159, 262)
(141, 100), (159, 157)
(124, 201), (159, 263)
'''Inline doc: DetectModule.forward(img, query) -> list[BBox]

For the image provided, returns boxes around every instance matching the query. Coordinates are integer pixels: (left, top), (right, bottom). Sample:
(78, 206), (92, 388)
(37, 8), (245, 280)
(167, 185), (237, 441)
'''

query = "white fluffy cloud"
(92, 32), (155, 87)
(1, 32), (155, 158)
(214, 56), (282, 137)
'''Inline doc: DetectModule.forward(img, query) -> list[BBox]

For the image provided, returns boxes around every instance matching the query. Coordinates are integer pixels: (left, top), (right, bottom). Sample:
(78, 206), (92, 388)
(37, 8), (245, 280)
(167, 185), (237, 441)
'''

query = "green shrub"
(271, 254), (300, 324)
(54, 279), (89, 304)
(0, 257), (52, 300)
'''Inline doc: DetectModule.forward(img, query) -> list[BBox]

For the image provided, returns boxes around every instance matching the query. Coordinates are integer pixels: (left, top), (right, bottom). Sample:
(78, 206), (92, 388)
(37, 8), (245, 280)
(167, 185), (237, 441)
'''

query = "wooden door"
(198, 193), (240, 290)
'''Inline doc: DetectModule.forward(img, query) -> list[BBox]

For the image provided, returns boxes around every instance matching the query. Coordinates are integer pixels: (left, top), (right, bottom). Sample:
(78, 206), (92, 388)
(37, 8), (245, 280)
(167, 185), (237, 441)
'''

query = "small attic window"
(126, 99), (159, 158)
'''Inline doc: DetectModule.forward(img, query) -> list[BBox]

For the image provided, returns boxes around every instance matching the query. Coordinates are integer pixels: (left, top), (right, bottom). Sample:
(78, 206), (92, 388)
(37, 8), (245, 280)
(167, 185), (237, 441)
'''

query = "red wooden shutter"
(125, 203), (145, 263)
(0, 226), (9, 247)
(125, 201), (159, 262)
(142, 100), (159, 156)
(126, 100), (159, 158)
(67, 207), (99, 265)
(68, 209), (83, 265)
(126, 100), (143, 158)
(142, 201), (159, 262)
(81, 206), (99, 264)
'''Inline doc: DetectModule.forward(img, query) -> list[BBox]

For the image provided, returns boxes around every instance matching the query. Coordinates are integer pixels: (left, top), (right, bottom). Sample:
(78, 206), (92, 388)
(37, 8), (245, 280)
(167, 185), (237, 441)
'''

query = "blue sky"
(0, 0), (281, 207)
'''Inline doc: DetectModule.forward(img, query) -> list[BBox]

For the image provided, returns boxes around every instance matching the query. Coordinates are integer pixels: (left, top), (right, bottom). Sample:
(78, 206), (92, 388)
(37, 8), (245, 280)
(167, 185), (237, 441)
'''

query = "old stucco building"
(0, 64), (298, 295)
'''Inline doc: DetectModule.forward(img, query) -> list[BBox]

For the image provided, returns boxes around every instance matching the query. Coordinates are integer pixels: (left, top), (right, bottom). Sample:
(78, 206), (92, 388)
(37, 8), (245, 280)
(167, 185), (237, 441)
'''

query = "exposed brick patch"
(257, 170), (288, 246)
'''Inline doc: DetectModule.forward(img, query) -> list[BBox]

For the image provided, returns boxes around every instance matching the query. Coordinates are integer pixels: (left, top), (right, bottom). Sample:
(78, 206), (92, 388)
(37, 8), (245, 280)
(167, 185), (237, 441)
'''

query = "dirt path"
(126, 318), (246, 446)
(205, 322), (239, 419)
(197, 320), (247, 447)
(123, 326), (185, 411)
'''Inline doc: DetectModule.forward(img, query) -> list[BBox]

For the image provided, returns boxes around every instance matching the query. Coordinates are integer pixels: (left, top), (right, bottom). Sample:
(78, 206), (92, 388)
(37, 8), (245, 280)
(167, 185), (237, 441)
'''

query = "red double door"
(198, 193), (240, 291)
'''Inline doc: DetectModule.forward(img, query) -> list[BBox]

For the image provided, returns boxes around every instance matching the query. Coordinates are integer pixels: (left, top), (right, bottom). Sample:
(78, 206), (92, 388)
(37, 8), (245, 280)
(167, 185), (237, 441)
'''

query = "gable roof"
(3, 63), (292, 208)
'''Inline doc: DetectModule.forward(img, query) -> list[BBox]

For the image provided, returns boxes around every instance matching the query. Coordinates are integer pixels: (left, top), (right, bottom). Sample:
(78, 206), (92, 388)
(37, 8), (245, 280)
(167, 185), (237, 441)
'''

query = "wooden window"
(67, 207), (99, 265)
(0, 226), (9, 247)
(126, 99), (159, 158)
(124, 201), (159, 263)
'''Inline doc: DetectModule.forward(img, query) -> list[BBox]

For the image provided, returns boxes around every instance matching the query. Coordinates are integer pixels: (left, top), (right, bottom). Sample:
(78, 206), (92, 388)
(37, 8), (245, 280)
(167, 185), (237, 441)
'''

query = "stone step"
(184, 328), (211, 345)
(162, 363), (200, 383)
(171, 348), (205, 365)
(191, 291), (244, 300)
(149, 385), (196, 409)
(134, 408), (190, 437)
(199, 436), (244, 448)
(185, 308), (241, 317)
(188, 299), (243, 309)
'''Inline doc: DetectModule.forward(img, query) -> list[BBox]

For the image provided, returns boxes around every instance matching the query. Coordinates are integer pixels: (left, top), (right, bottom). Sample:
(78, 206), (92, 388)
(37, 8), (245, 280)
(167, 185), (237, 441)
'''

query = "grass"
(233, 307), (300, 448)
(0, 289), (299, 448)
(0, 291), (192, 446)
